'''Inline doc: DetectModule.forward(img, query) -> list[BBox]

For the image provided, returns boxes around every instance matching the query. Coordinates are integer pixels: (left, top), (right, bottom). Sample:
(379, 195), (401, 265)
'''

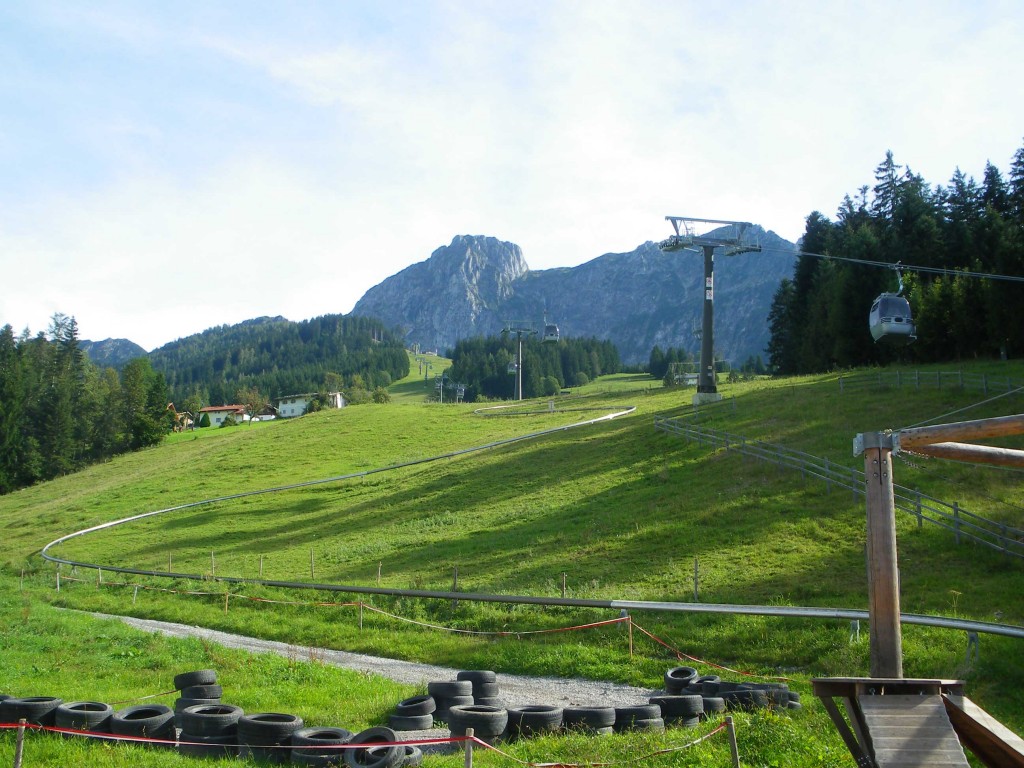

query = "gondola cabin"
(507, 360), (518, 374)
(543, 323), (560, 344)
(869, 292), (917, 345)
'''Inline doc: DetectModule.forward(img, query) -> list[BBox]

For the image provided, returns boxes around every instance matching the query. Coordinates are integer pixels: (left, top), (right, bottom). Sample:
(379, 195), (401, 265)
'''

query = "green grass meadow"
(2, 357), (1023, 767)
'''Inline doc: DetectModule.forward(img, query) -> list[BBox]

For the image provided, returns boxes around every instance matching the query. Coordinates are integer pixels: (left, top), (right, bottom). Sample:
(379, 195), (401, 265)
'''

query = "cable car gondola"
(542, 322), (559, 344)
(869, 266), (916, 345)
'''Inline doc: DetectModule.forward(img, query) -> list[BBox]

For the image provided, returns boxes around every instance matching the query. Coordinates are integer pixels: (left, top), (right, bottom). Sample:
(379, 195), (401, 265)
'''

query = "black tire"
(178, 732), (235, 758)
(174, 669), (217, 690)
(650, 695), (704, 720)
(181, 684), (223, 700)
(174, 696), (221, 711)
(701, 697), (726, 717)
(388, 713), (433, 731)
(344, 726), (404, 768)
(743, 683), (790, 708)
(562, 706), (616, 732)
(54, 701), (113, 733)
(0, 697), (63, 726)
(788, 691), (801, 704)
(670, 716), (700, 729)
(291, 727), (353, 767)
(506, 705), (562, 738)
(787, 701), (803, 711)
(447, 705), (508, 739)
(663, 666), (698, 694)
(432, 695), (474, 722)
(394, 695), (435, 716)
(238, 711), (305, 739)
(427, 681), (472, 698)
(470, 682), (501, 699)
(111, 704), (176, 741)
(696, 675), (721, 695)
(722, 688), (770, 710)
(615, 717), (665, 733)
(456, 670), (497, 685)
(403, 744), (424, 768)
(614, 704), (661, 728)
(473, 696), (505, 708)
(179, 704), (243, 737)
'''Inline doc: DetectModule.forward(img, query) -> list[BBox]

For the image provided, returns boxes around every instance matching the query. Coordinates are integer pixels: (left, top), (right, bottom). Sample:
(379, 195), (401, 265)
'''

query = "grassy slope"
(2, 357), (1023, 767)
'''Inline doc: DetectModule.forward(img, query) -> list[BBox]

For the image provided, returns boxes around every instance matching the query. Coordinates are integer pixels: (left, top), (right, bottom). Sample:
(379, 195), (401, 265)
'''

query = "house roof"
(274, 392), (342, 402)
(199, 405), (246, 413)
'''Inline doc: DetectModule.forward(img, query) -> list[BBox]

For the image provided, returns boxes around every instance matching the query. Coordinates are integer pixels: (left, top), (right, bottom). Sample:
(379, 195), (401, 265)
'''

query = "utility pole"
(504, 323), (536, 401)
(660, 217), (760, 405)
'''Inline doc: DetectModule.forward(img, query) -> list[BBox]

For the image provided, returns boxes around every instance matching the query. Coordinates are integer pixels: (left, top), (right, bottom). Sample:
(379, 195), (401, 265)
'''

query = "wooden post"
(56, 570), (60, 592)
(168, 552), (172, 573)
(14, 718), (27, 768)
(628, 616), (634, 658)
(377, 561), (382, 586)
(21, 568), (25, 590)
(211, 551), (216, 578)
(464, 727), (474, 767)
(726, 715), (740, 768)
(310, 548), (315, 580)
(693, 556), (699, 602)
(259, 555), (264, 579)
(452, 566), (459, 609)
(953, 502), (961, 544)
(561, 572), (567, 599)
(224, 591), (230, 614)
(359, 602), (364, 631)
(861, 433), (903, 678)
(133, 585), (139, 605)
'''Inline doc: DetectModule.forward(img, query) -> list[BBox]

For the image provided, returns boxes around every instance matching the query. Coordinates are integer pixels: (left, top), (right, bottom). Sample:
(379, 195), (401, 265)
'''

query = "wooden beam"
(943, 694), (1024, 768)
(897, 414), (1024, 450)
(909, 442), (1024, 469)
(864, 443), (903, 678)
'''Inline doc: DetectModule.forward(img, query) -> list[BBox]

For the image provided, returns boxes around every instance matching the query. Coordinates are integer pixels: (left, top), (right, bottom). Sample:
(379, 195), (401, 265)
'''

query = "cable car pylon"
(660, 216), (761, 405)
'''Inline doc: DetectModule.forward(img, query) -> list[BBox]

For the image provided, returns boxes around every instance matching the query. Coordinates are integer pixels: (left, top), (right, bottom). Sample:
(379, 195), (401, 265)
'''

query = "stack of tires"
(388, 695), (435, 731)
(662, 667), (800, 715)
(173, 669), (224, 727)
(177, 703), (243, 758)
(237, 712), (305, 763)
(456, 670), (503, 707)
(649, 694), (703, 728)
(343, 726), (406, 768)
(425, 681), (473, 724)
(446, 705), (507, 745)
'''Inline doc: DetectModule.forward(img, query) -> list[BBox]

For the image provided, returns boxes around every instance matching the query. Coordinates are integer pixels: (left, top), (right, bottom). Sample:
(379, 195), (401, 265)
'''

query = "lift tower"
(503, 322), (536, 401)
(660, 217), (761, 405)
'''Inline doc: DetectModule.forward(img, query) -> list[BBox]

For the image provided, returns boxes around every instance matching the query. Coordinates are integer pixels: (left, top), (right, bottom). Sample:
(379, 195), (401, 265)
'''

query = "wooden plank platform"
(860, 695), (970, 767)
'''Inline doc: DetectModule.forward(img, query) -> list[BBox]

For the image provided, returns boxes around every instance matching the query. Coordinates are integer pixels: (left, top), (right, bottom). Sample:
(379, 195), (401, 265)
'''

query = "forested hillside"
(149, 314), (410, 405)
(446, 335), (620, 400)
(0, 315), (168, 494)
(767, 147), (1024, 373)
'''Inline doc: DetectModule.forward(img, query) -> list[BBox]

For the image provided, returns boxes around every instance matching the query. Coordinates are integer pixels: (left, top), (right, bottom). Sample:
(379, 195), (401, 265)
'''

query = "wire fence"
(653, 416), (1024, 561)
(837, 369), (1024, 396)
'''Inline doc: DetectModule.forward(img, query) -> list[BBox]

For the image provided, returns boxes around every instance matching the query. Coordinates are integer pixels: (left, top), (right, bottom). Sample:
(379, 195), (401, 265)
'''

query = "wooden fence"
(654, 415), (1024, 561)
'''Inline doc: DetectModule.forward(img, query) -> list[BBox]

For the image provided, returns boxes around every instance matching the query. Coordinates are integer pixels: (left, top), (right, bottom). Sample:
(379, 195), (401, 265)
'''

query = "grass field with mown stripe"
(2, 357), (1023, 767)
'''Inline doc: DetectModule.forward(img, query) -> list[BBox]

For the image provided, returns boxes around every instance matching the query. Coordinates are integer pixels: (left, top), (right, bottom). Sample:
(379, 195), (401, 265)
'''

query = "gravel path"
(93, 611), (662, 750)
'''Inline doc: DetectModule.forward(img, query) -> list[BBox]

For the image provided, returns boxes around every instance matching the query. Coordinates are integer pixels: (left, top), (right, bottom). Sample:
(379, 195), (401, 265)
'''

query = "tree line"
(0, 315), (169, 494)
(149, 314), (410, 407)
(446, 335), (620, 401)
(767, 145), (1024, 374)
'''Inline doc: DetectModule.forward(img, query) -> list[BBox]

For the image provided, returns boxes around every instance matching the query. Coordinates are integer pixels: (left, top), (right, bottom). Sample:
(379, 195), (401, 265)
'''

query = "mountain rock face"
(80, 338), (148, 368)
(352, 231), (797, 366)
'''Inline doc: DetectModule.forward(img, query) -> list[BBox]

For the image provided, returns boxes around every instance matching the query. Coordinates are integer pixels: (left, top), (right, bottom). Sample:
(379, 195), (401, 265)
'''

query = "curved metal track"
(40, 403), (1024, 641)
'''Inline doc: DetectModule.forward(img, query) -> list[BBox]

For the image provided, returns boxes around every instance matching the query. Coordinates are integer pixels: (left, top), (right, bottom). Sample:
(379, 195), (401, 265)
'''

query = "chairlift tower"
(503, 322), (537, 401)
(660, 217), (761, 405)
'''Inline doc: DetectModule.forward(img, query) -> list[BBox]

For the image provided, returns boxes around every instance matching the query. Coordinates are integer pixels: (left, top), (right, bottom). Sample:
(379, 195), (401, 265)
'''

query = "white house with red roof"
(274, 392), (345, 418)
(199, 404), (250, 426)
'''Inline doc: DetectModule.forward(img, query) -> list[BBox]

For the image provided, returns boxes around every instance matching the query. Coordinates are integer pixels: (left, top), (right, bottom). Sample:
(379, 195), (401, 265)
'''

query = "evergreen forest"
(148, 314), (410, 406)
(766, 146), (1024, 373)
(0, 315), (169, 494)
(445, 335), (620, 400)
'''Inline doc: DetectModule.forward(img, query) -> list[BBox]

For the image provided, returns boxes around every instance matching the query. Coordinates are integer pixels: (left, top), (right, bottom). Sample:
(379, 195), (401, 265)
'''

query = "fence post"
(953, 502), (961, 544)
(14, 718), (27, 768)
(452, 566), (459, 609)
(260, 555), (264, 579)
(211, 551), (216, 579)
(824, 457), (832, 494)
(310, 548), (315, 580)
(693, 556), (699, 602)
(168, 552), (172, 573)
(561, 572), (567, 599)
(915, 490), (923, 529)
(464, 727), (475, 768)
(726, 716), (740, 768)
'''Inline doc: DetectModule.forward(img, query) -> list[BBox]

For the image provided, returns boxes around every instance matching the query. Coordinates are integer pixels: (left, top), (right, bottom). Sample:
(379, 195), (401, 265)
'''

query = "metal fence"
(654, 415), (1024, 561)
(837, 370), (1024, 396)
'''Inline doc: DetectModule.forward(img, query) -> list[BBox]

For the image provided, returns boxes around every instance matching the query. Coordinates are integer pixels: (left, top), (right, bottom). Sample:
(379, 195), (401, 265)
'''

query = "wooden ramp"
(943, 694), (1024, 768)
(859, 695), (969, 767)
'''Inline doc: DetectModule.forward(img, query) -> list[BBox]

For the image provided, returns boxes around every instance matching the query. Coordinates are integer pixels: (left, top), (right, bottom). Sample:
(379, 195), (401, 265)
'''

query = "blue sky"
(2, 1), (1022, 350)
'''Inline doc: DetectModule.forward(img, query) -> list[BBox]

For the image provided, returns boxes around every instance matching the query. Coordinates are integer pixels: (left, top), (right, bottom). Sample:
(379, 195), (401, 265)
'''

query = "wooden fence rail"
(838, 370), (1024, 396)
(654, 416), (1024, 561)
